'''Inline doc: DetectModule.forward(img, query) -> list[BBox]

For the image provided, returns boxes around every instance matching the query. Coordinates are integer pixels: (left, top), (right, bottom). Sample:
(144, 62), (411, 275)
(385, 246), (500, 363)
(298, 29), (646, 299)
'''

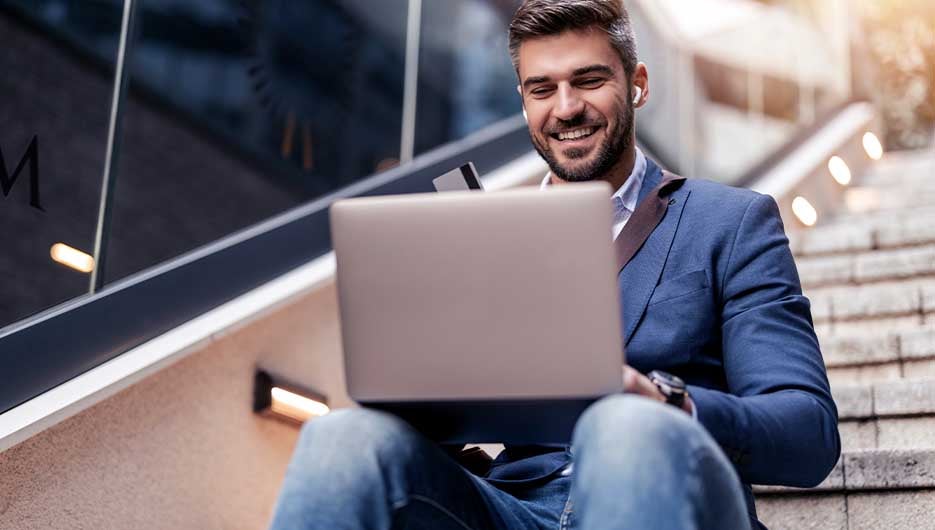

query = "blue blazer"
(486, 158), (841, 524)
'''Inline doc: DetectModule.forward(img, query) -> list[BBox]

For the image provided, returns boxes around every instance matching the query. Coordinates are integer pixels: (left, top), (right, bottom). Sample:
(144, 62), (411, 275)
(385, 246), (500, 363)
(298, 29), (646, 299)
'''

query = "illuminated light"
(50, 243), (95, 273)
(863, 132), (884, 161)
(792, 196), (818, 227)
(271, 387), (330, 422)
(828, 156), (852, 186)
(254, 371), (329, 425)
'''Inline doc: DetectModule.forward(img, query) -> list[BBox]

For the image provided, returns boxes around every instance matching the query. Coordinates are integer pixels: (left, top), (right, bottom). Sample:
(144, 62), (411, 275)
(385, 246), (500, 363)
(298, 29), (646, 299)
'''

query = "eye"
(529, 86), (555, 98)
(577, 77), (604, 88)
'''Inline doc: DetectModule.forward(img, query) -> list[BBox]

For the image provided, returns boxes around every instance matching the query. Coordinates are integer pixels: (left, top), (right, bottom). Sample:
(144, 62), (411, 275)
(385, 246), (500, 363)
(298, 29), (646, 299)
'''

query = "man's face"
(517, 29), (634, 182)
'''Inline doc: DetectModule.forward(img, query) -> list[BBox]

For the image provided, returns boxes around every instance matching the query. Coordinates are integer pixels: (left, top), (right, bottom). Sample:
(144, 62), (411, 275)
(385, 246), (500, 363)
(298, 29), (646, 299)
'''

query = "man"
(269, 1), (840, 529)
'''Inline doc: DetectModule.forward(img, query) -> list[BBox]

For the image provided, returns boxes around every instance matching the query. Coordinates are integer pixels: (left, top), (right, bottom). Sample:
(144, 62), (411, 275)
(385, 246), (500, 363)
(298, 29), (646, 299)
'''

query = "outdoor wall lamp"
(828, 155), (852, 186)
(863, 131), (884, 161)
(792, 196), (818, 227)
(254, 370), (330, 425)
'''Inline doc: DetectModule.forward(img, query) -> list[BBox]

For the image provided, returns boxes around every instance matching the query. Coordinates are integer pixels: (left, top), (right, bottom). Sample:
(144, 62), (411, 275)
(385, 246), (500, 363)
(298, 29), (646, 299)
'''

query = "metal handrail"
(736, 99), (862, 189)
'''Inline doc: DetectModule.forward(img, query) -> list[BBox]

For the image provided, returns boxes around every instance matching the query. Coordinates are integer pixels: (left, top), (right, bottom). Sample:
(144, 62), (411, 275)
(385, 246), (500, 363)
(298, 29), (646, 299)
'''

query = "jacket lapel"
(620, 159), (690, 345)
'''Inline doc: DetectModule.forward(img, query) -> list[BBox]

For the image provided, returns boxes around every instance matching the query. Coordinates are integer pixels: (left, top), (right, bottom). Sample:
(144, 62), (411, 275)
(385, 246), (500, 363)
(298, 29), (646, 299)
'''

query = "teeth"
(557, 127), (596, 141)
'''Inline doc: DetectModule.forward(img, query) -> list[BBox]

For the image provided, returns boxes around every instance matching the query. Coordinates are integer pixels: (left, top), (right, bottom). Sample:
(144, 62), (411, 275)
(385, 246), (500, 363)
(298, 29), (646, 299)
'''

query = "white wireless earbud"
(632, 86), (643, 105)
(522, 107), (528, 122)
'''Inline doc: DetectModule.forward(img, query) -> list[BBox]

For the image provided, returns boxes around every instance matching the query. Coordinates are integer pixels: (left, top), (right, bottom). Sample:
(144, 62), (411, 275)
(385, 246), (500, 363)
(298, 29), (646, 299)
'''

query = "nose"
(554, 84), (585, 122)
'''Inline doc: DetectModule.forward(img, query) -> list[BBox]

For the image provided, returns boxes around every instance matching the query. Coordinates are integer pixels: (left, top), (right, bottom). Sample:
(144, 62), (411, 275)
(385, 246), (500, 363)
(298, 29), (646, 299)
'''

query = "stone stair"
(755, 149), (935, 529)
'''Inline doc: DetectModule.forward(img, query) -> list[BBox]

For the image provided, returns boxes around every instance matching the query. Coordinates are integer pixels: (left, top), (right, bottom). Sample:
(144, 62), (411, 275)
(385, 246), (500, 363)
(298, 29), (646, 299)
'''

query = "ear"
(632, 62), (649, 108)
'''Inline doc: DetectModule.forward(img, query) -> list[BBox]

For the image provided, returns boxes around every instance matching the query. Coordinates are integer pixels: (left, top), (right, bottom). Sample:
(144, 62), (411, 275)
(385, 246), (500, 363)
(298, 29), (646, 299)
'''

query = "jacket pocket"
(629, 273), (715, 369)
(649, 269), (709, 306)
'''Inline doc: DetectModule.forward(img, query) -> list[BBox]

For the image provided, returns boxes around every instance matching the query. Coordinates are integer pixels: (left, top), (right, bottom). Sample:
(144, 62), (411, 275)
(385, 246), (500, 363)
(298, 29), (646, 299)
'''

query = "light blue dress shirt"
(539, 148), (647, 241)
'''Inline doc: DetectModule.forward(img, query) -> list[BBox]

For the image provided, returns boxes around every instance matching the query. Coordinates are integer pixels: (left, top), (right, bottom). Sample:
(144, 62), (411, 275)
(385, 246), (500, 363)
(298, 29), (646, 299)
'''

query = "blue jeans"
(269, 395), (751, 530)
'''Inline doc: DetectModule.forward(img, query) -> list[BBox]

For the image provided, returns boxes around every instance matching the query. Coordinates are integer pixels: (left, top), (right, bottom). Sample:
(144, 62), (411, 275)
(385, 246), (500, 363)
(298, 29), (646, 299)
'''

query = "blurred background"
(0, 0), (932, 332)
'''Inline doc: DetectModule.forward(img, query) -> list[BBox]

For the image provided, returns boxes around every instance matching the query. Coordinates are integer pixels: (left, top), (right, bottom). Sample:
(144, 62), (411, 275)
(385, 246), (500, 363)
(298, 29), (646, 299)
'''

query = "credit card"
(433, 162), (484, 192)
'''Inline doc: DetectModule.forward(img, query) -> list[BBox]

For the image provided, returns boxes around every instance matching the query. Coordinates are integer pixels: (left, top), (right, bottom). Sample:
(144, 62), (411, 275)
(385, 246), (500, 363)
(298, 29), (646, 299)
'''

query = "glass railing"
(414, 0), (520, 156)
(0, 0), (122, 328)
(0, 0), (525, 331)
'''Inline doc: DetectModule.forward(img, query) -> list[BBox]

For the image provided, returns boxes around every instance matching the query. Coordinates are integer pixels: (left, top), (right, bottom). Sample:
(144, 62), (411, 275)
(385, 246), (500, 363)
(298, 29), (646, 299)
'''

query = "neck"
(601, 147), (637, 192)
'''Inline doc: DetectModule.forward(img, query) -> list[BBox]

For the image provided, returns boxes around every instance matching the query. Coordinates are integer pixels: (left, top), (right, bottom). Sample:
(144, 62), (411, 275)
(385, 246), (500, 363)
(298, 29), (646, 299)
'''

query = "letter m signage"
(0, 135), (43, 211)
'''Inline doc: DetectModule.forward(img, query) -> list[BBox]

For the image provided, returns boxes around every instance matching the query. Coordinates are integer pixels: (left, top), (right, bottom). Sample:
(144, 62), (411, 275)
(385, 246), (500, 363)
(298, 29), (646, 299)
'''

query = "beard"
(530, 91), (635, 183)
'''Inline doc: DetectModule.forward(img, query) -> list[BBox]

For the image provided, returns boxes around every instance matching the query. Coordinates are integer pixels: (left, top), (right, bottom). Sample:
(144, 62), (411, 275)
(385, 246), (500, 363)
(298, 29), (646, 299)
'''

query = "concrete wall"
(0, 280), (350, 530)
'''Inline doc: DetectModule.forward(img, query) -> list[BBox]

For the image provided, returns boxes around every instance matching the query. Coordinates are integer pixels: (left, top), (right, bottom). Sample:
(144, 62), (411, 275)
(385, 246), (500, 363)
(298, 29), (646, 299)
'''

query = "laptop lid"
(330, 183), (624, 442)
(331, 182), (624, 408)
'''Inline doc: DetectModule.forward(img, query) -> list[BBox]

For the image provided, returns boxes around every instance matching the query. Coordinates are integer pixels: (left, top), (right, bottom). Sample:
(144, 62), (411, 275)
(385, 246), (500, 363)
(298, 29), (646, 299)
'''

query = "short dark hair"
(508, 0), (638, 78)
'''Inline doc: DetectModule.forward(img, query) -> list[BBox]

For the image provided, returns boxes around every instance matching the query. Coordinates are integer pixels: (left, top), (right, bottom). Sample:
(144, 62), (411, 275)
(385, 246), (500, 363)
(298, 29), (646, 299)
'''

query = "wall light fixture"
(254, 370), (330, 425)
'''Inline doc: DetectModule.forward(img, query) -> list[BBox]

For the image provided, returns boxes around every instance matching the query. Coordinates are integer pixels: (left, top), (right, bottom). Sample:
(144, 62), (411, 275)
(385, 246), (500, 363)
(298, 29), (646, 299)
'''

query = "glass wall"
(0, 0), (526, 331)
(0, 0), (122, 327)
(415, 0), (521, 155)
(104, 0), (409, 283)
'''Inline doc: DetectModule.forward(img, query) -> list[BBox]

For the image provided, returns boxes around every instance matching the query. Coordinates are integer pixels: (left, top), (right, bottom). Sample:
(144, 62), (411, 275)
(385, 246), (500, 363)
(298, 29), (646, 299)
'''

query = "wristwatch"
(648, 370), (688, 409)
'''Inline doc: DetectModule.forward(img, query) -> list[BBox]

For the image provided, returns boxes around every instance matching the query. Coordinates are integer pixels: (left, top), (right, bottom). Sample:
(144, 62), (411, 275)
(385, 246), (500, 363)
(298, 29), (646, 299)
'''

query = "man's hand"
(623, 365), (694, 416)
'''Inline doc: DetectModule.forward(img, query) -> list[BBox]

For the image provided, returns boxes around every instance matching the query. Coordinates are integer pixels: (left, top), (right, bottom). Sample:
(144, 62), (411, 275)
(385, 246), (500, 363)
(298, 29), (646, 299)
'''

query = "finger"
(623, 367), (665, 402)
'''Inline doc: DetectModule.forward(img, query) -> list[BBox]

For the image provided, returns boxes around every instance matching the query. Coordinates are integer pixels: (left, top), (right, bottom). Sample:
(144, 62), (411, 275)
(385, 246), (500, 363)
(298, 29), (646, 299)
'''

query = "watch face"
(650, 370), (685, 390)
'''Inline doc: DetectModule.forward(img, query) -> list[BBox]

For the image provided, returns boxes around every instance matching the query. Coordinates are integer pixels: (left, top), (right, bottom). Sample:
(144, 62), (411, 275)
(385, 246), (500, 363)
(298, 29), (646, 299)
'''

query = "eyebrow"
(522, 64), (615, 90)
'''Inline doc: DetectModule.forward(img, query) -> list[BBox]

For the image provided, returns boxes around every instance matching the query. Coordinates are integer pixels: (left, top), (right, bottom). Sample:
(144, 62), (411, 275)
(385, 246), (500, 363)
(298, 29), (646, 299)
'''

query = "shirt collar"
(539, 147), (646, 214)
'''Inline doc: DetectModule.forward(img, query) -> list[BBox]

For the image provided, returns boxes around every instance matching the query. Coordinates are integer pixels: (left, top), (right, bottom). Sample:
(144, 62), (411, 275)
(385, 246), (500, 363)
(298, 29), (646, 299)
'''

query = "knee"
(573, 394), (706, 457)
(277, 409), (423, 511)
(295, 407), (418, 463)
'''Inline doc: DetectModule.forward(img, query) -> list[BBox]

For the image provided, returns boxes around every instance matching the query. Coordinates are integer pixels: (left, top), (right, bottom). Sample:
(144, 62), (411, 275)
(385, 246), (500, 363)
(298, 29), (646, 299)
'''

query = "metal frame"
(90, 0), (138, 292)
(399, 0), (423, 164)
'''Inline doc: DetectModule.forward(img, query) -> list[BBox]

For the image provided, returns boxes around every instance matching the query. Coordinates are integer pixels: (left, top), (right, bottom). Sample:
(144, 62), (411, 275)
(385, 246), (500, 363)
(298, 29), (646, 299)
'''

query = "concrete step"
(790, 146), (935, 257)
(756, 152), (935, 529)
(824, 326), (935, 386)
(790, 208), (935, 257)
(805, 277), (935, 326)
(842, 185), (935, 213)
(755, 449), (935, 529)
(757, 380), (935, 527)
(835, 378), (935, 451)
(861, 151), (935, 185)
(863, 168), (935, 187)
(854, 165), (935, 192)
(797, 244), (935, 289)
(756, 449), (935, 495)
(856, 176), (935, 196)
(757, 479), (935, 530)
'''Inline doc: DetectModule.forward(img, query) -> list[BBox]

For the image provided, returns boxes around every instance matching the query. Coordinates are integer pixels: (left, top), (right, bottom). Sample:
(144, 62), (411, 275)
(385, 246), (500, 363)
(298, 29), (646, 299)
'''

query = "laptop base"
(363, 397), (605, 444)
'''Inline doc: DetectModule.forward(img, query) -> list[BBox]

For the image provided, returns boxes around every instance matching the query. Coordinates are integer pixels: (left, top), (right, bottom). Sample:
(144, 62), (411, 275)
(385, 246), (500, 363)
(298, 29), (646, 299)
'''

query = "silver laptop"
(330, 182), (624, 443)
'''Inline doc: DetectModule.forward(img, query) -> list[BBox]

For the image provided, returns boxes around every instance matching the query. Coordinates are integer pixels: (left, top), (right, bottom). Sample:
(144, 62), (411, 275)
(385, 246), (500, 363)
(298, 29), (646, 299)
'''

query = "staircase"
(755, 149), (935, 529)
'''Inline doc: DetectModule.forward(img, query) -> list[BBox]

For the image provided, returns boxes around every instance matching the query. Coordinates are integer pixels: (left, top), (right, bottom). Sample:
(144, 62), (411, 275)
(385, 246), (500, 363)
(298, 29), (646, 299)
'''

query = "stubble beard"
(530, 93), (635, 183)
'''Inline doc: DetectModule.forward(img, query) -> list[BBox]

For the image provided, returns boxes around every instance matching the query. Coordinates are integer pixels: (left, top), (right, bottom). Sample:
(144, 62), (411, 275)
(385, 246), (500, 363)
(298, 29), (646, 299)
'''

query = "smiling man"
(520, 30), (639, 189)
(268, 1), (840, 529)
